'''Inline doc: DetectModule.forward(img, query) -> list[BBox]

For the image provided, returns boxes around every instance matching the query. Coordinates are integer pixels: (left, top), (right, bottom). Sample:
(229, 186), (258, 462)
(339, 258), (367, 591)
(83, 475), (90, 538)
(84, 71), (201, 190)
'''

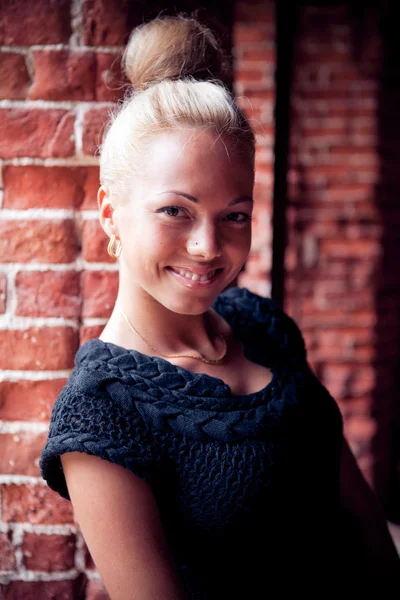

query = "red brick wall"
(235, 0), (276, 296)
(286, 4), (400, 502)
(0, 0), (133, 596)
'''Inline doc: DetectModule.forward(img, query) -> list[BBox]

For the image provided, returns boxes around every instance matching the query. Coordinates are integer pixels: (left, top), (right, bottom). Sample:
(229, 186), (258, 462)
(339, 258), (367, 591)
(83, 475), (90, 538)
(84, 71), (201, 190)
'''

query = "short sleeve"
(40, 370), (153, 501)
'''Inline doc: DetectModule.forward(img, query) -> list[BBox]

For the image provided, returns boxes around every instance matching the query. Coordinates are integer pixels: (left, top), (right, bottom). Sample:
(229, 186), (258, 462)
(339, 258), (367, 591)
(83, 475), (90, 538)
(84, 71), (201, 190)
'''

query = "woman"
(40, 15), (399, 598)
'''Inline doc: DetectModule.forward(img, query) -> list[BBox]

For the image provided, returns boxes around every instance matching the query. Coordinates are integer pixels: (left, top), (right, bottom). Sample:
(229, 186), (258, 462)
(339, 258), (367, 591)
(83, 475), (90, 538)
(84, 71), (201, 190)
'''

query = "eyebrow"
(158, 191), (254, 206)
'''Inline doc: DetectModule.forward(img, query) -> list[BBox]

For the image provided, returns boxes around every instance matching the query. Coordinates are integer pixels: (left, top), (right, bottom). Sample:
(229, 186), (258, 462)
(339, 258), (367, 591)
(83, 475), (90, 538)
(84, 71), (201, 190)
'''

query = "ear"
(98, 186), (119, 238)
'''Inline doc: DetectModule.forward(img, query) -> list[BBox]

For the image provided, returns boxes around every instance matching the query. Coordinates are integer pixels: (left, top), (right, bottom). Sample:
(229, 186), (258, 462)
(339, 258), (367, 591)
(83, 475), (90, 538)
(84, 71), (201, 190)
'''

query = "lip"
(166, 266), (223, 287)
(169, 265), (223, 276)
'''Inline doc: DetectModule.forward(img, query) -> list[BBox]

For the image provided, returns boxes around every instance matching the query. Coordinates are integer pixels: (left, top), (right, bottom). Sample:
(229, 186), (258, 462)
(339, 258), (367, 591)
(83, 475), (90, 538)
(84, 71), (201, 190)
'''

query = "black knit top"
(40, 287), (344, 597)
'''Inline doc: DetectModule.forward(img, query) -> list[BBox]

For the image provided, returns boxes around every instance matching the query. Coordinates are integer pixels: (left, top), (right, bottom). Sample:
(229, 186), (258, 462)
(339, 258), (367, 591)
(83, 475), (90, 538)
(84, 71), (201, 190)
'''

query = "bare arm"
(340, 436), (400, 577)
(61, 452), (186, 600)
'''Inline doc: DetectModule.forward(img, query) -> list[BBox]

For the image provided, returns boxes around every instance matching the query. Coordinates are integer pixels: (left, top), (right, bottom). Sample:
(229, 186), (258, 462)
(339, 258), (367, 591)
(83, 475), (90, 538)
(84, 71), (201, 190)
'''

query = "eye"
(224, 212), (253, 223)
(157, 206), (188, 218)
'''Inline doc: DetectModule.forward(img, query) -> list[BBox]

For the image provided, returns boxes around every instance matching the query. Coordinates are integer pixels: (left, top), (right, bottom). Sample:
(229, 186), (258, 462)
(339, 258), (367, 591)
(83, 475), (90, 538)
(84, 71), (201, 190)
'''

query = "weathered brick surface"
(82, 107), (111, 156)
(80, 325), (105, 345)
(22, 533), (76, 571)
(0, 532), (16, 571)
(84, 543), (96, 570)
(82, 0), (142, 46)
(85, 578), (111, 600)
(16, 270), (81, 318)
(0, 379), (66, 421)
(0, 109), (75, 159)
(234, 0), (275, 297)
(1, 484), (74, 525)
(81, 270), (119, 318)
(284, 4), (400, 501)
(0, 220), (78, 264)
(29, 50), (96, 101)
(0, 273), (6, 313)
(0, 0), (71, 45)
(96, 52), (126, 102)
(81, 167), (101, 210)
(3, 165), (99, 210)
(0, 53), (31, 100)
(0, 327), (79, 370)
(81, 219), (113, 263)
(0, 578), (84, 600)
(0, 432), (48, 476)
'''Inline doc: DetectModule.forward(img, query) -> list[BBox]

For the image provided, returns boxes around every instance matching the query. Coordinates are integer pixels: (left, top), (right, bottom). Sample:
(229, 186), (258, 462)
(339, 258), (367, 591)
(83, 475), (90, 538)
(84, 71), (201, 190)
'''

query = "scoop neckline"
(78, 286), (281, 401)
(90, 337), (279, 401)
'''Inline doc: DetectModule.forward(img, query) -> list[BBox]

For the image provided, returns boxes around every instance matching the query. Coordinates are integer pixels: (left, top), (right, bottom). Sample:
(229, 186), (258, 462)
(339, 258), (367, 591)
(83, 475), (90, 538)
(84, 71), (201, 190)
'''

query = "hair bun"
(123, 15), (230, 91)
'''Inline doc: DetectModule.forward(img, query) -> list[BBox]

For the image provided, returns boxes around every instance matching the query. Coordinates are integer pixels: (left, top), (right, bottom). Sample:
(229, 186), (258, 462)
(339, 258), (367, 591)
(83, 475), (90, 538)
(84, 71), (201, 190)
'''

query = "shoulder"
(214, 286), (307, 360)
(48, 339), (153, 437)
(40, 346), (154, 499)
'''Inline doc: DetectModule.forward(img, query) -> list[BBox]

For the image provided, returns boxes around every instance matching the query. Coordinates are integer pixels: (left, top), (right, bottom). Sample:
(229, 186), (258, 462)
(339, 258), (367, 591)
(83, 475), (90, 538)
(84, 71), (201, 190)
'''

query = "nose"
(187, 221), (222, 260)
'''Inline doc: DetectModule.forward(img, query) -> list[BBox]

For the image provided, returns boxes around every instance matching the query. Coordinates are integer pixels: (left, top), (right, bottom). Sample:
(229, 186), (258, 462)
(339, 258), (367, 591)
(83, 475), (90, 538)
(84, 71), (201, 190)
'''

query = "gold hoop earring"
(107, 235), (122, 259)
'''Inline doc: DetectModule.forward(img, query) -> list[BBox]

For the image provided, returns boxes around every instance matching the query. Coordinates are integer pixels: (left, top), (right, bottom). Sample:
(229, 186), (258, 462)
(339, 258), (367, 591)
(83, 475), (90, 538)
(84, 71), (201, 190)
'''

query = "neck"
(105, 279), (223, 359)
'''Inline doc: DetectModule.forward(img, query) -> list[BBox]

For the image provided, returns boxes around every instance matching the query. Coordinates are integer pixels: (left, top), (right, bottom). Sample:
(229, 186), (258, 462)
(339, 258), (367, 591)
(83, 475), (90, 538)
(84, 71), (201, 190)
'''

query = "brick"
(80, 325), (105, 345)
(29, 50), (96, 101)
(320, 239), (381, 259)
(2, 483), (74, 525)
(0, 220), (78, 264)
(81, 271), (118, 318)
(0, 432), (48, 476)
(0, 379), (66, 421)
(241, 89), (274, 101)
(16, 271), (81, 318)
(344, 415), (377, 442)
(85, 578), (111, 600)
(233, 25), (270, 45)
(0, 0), (71, 45)
(0, 53), (31, 100)
(240, 48), (275, 63)
(81, 167), (101, 209)
(0, 532), (16, 571)
(96, 52), (126, 102)
(337, 398), (372, 420)
(3, 166), (99, 210)
(235, 69), (265, 83)
(0, 109), (75, 158)
(84, 543), (96, 570)
(0, 273), (6, 313)
(81, 219), (113, 263)
(22, 533), (75, 571)
(322, 364), (376, 400)
(82, 107), (111, 156)
(0, 327), (79, 370)
(0, 578), (85, 600)
(83, 0), (142, 46)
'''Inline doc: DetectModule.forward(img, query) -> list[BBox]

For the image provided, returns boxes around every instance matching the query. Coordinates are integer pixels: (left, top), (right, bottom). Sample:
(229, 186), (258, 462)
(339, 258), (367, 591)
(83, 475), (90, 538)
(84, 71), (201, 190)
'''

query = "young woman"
(40, 15), (400, 598)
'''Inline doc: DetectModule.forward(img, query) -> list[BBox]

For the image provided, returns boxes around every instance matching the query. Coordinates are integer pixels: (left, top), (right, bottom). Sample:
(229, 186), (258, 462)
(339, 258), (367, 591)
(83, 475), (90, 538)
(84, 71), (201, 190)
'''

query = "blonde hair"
(99, 15), (255, 203)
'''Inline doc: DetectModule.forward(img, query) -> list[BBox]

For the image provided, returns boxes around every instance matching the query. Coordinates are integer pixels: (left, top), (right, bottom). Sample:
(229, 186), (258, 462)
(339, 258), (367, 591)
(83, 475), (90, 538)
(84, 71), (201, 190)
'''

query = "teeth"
(176, 268), (217, 281)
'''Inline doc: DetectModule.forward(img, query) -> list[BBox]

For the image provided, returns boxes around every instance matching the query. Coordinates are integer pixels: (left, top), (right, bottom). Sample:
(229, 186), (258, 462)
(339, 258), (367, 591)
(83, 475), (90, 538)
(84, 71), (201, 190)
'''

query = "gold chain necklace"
(117, 307), (228, 365)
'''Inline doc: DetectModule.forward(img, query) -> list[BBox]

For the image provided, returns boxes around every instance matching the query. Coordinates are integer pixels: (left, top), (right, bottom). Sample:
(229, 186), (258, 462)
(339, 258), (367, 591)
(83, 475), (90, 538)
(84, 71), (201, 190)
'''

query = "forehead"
(139, 129), (254, 187)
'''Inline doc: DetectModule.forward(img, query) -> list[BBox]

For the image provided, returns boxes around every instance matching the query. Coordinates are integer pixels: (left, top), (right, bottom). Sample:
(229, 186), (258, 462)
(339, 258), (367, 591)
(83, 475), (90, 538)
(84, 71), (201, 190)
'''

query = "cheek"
(224, 227), (251, 256)
(125, 224), (182, 266)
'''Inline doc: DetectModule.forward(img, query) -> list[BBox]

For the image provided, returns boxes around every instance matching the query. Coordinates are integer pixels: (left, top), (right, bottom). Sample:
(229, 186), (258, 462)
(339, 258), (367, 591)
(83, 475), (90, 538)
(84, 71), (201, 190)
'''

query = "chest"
(212, 356), (273, 395)
(173, 340), (273, 396)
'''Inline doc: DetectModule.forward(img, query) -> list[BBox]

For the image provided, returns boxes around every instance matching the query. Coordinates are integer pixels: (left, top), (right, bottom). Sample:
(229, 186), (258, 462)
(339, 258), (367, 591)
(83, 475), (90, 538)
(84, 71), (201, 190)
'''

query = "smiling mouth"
(167, 267), (222, 282)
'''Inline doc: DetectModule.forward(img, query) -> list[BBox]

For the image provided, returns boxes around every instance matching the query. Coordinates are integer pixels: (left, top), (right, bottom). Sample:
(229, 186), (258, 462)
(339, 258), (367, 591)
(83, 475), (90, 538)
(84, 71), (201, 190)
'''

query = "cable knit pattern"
(40, 287), (344, 597)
